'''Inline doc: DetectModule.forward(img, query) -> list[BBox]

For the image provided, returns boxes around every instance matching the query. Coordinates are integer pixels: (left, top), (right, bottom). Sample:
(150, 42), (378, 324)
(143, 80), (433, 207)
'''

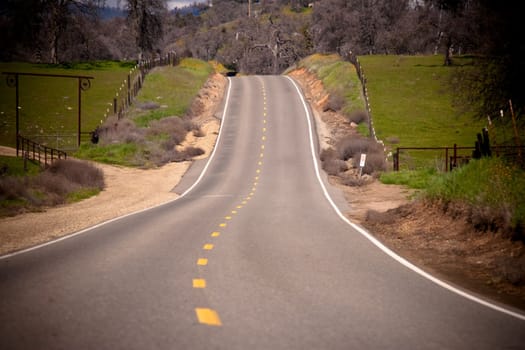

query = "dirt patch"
(365, 201), (525, 310)
(0, 73), (226, 256)
(289, 68), (525, 311)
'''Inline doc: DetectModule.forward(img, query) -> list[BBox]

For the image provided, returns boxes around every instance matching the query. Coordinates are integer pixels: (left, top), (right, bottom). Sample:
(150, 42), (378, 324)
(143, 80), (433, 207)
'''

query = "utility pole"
(248, 0), (251, 17)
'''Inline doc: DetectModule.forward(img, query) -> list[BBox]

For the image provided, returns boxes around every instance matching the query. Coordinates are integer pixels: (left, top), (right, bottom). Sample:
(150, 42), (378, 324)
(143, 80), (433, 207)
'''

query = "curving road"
(1, 76), (524, 349)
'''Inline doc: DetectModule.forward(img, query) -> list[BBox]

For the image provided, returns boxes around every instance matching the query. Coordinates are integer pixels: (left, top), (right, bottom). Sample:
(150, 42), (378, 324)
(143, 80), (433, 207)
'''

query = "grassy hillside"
(296, 54), (366, 118)
(359, 55), (485, 149)
(0, 61), (136, 149)
(131, 58), (213, 127)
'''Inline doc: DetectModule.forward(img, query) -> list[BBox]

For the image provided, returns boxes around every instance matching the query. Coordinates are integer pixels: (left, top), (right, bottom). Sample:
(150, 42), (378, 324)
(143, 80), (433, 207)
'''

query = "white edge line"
(0, 78), (233, 261)
(285, 75), (525, 322)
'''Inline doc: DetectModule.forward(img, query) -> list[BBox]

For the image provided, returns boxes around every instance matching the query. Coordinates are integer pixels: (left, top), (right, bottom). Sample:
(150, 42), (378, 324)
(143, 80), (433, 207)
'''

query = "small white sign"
(359, 153), (367, 168)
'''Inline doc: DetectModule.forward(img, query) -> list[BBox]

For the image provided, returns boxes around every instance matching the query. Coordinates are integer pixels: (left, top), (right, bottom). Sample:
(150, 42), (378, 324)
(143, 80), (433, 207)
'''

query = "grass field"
(131, 58), (213, 126)
(0, 61), (136, 150)
(359, 55), (485, 150)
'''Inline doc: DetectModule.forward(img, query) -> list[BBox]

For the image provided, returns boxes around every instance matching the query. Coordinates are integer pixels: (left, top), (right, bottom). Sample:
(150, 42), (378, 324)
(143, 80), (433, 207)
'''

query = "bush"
(326, 93), (345, 112)
(353, 151), (387, 175)
(98, 117), (145, 145)
(0, 159), (105, 216)
(337, 136), (383, 161)
(323, 158), (348, 175)
(320, 148), (348, 175)
(47, 159), (105, 189)
(347, 110), (368, 125)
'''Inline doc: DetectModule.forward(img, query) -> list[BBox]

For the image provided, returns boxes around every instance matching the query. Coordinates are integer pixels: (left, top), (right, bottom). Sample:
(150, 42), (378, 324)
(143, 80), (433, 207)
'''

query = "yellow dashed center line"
(193, 83), (269, 328)
(193, 279), (206, 288)
(195, 308), (222, 326)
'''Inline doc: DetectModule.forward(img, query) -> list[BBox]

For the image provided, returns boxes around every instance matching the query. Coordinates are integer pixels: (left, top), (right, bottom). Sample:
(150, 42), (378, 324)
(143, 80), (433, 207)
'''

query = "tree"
(452, 1), (525, 121)
(127, 0), (167, 59)
(2, 0), (103, 63)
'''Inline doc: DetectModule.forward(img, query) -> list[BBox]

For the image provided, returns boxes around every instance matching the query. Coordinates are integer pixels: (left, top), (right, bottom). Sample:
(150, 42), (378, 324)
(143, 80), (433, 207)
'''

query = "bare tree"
(127, 0), (167, 59)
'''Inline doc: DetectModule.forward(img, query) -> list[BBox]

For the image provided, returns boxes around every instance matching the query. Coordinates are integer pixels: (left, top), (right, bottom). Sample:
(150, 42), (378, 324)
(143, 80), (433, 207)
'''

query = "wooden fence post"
(393, 148), (399, 171)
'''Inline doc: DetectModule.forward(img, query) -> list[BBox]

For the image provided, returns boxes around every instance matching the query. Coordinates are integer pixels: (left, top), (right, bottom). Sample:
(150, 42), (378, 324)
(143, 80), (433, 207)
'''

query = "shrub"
(47, 159), (105, 189)
(353, 151), (387, 175)
(340, 174), (369, 187)
(180, 147), (205, 159)
(320, 148), (348, 175)
(147, 116), (196, 146)
(323, 159), (348, 175)
(347, 110), (368, 125)
(98, 117), (145, 145)
(0, 176), (29, 200)
(0, 159), (104, 216)
(326, 93), (345, 112)
(337, 136), (383, 161)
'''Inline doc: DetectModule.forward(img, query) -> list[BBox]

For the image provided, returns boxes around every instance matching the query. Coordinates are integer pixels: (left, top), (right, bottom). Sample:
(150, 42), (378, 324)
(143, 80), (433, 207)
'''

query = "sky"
(105, 0), (208, 10)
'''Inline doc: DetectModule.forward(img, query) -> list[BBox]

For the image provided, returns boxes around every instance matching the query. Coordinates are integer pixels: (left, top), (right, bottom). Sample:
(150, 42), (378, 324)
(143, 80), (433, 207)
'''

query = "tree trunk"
(443, 35), (452, 66)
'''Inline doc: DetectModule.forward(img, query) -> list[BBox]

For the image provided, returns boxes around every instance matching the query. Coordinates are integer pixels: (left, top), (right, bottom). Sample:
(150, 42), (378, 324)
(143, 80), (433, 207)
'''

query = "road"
(1, 76), (524, 349)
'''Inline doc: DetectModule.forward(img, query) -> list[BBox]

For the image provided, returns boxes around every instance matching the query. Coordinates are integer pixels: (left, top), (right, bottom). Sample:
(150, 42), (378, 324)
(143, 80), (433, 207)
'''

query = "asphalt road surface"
(1, 76), (524, 349)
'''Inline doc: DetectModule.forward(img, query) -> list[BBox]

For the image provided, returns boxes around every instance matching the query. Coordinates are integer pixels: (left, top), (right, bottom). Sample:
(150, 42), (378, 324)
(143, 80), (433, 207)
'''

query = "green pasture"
(0, 61), (136, 150)
(131, 58), (213, 127)
(358, 55), (485, 150)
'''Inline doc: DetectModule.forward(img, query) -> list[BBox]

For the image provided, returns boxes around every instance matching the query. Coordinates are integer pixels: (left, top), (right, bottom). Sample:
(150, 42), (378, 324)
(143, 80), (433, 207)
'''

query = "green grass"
(358, 55), (485, 150)
(74, 142), (139, 166)
(131, 58), (213, 127)
(380, 168), (437, 189)
(0, 61), (136, 150)
(0, 155), (41, 176)
(66, 187), (101, 203)
(297, 54), (365, 117)
(426, 157), (525, 228)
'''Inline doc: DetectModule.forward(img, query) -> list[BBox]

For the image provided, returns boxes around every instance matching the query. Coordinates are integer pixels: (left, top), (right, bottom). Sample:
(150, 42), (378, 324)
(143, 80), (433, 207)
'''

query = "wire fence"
(393, 145), (525, 172)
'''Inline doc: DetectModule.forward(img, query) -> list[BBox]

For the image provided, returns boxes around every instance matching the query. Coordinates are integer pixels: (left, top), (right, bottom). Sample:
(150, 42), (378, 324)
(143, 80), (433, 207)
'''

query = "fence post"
(453, 143), (457, 169)
(445, 147), (449, 172)
(393, 148), (399, 171)
(127, 74), (131, 105)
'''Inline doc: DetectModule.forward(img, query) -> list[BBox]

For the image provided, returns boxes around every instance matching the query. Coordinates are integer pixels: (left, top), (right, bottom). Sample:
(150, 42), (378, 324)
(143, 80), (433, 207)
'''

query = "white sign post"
(359, 153), (367, 177)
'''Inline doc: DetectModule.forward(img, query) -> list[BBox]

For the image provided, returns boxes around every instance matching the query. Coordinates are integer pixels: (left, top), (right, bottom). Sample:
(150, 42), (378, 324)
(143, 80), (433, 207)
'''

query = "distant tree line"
(0, 0), (523, 118)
